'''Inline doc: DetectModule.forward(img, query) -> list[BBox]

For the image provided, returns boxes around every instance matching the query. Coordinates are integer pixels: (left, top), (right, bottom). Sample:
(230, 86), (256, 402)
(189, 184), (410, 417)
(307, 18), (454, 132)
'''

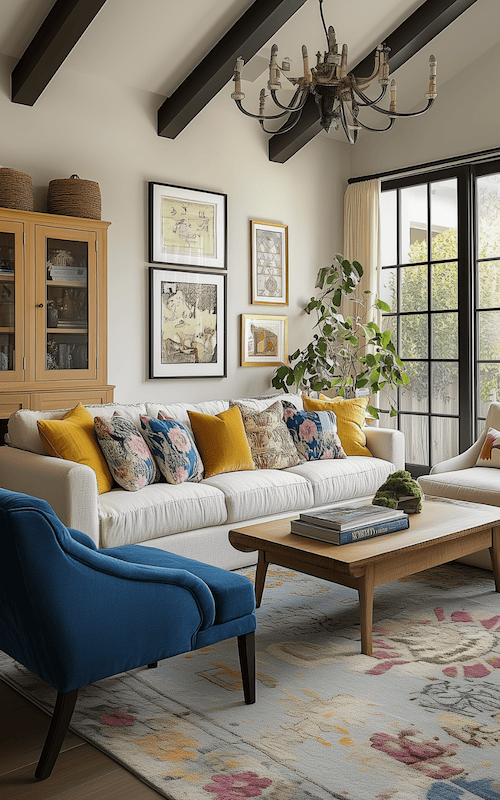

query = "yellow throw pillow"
(37, 403), (113, 494)
(188, 406), (255, 478)
(303, 394), (372, 457)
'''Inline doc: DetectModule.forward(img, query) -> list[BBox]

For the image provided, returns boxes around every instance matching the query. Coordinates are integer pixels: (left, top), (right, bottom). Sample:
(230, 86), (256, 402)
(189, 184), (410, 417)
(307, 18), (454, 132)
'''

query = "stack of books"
(290, 502), (409, 545)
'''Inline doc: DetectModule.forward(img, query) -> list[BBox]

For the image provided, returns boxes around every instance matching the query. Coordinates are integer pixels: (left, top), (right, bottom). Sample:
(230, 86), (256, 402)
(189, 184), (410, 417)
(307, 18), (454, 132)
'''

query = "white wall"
(350, 41), (500, 180)
(0, 53), (349, 404)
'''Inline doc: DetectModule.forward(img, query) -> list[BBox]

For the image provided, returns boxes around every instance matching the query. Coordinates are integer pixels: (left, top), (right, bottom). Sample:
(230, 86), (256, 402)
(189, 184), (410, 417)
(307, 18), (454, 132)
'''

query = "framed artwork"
(149, 267), (226, 379)
(250, 220), (288, 305)
(240, 314), (288, 367)
(149, 182), (227, 269)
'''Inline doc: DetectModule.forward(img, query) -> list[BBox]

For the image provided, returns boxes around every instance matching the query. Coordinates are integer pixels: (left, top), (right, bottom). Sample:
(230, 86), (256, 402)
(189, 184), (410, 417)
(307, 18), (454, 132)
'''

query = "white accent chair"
(418, 402), (500, 570)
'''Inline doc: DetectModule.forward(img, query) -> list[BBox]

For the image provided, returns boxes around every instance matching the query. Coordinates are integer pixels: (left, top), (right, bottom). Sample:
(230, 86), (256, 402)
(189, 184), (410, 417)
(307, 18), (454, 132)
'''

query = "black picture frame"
(149, 267), (227, 379)
(148, 182), (227, 269)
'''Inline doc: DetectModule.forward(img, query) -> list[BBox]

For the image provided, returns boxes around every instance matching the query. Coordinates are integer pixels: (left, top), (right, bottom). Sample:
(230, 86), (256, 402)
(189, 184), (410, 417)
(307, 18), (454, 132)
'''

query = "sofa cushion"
(419, 468), (500, 507)
(283, 408), (346, 461)
(38, 403), (113, 494)
(140, 415), (203, 484)
(98, 482), (228, 548)
(188, 407), (255, 478)
(145, 400), (229, 432)
(230, 392), (304, 413)
(95, 414), (159, 491)
(203, 468), (313, 524)
(7, 403), (148, 454)
(285, 456), (395, 507)
(232, 400), (302, 469)
(303, 395), (372, 457)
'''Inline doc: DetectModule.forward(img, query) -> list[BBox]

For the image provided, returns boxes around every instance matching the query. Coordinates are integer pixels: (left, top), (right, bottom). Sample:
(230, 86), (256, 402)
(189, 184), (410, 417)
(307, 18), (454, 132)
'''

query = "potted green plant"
(272, 254), (409, 418)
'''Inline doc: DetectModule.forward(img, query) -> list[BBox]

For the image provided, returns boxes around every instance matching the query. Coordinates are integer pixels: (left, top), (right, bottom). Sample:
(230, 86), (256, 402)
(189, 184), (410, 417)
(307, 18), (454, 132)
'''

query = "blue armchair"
(0, 489), (256, 780)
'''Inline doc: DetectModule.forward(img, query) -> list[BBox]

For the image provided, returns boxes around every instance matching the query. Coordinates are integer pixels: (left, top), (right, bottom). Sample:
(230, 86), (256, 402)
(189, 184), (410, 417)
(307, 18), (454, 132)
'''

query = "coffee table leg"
(358, 565), (375, 656)
(490, 526), (500, 593)
(254, 550), (269, 608)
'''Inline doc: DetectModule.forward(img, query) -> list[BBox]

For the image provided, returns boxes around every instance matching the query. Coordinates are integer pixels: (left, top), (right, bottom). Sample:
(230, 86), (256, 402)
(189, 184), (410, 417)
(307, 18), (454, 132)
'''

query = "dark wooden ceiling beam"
(11, 0), (108, 106)
(269, 0), (478, 163)
(157, 0), (308, 139)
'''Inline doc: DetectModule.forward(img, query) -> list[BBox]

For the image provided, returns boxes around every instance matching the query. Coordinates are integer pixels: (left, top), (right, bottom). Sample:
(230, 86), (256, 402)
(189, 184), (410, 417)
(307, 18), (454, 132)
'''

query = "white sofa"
(0, 394), (405, 570)
(418, 401), (500, 571)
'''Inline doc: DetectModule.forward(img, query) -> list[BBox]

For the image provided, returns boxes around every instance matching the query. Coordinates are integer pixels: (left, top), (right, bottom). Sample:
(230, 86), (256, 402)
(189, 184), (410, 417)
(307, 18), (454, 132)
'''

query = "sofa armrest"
(364, 426), (405, 471)
(0, 447), (100, 545)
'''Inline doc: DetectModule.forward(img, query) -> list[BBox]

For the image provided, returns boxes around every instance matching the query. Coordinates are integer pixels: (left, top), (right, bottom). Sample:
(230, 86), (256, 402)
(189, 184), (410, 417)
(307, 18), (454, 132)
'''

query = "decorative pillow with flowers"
(94, 414), (159, 491)
(140, 415), (203, 484)
(284, 408), (347, 461)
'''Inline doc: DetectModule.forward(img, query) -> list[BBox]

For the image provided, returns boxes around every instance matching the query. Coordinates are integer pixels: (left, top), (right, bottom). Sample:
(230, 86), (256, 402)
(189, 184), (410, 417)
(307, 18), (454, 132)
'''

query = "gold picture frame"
(240, 314), (288, 367)
(250, 220), (288, 305)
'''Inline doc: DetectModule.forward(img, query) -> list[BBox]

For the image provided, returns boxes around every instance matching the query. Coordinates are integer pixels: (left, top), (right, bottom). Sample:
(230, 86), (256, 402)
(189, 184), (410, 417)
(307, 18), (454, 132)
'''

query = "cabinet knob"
(37, 303), (44, 308)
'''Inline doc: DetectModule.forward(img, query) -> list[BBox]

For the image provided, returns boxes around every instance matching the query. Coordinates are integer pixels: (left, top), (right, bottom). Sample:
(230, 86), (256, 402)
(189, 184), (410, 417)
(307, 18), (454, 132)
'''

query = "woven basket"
(47, 174), (101, 219)
(0, 167), (34, 211)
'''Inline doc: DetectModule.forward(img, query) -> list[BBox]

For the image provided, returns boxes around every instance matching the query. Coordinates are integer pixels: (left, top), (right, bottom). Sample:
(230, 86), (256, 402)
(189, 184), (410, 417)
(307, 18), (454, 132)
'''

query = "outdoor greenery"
(271, 254), (409, 418)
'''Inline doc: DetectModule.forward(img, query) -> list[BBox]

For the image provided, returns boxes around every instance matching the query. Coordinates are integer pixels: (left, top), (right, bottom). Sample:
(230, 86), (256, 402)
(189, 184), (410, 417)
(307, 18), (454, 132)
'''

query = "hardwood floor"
(0, 680), (163, 799)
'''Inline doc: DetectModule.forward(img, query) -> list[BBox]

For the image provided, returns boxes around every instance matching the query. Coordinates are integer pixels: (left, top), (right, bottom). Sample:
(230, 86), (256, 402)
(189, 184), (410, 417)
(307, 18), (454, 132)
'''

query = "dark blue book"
(290, 514), (409, 545)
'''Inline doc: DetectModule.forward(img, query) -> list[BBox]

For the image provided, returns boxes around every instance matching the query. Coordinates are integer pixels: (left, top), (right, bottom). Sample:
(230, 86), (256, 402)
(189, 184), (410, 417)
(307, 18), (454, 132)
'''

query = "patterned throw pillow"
(94, 414), (159, 491)
(140, 415), (203, 484)
(476, 427), (500, 468)
(232, 400), (303, 469)
(284, 408), (347, 461)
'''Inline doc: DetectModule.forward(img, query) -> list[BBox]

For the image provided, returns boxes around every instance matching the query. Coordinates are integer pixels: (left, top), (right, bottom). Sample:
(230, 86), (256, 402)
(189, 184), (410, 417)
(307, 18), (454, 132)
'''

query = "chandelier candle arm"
(230, 1), (438, 143)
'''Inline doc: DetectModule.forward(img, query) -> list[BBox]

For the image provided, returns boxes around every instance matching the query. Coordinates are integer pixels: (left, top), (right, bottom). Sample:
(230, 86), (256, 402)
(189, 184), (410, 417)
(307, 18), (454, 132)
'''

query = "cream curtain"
(342, 178), (381, 300)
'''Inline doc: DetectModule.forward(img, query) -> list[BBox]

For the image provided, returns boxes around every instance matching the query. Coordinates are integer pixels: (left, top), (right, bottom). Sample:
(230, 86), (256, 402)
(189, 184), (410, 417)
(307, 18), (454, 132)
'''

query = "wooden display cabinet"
(0, 207), (114, 420)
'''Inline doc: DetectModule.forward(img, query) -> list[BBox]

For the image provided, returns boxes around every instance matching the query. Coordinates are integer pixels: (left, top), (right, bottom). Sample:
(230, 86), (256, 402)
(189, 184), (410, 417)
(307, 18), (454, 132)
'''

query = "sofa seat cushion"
(101, 545), (255, 625)
(203, 469), (314, 524)
(285, 456), (395, 507)
(98, 482), (227, 548)
(419, 468), (500, 506)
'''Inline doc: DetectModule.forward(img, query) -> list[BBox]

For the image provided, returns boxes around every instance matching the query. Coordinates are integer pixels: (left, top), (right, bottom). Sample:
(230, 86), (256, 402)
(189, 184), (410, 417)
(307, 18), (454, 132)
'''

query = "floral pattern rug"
(2, 562), (500, 799)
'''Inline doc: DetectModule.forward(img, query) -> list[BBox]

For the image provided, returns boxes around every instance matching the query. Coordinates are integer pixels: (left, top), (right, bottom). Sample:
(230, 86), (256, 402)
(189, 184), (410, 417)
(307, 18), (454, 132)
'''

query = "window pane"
(477, 173), (500, 259)
(431, 179), (458, 260)
(400, 361), (428, 412)
(431, 362), (459, 415)
(0, 231), (15, 372)
(378, 412), (398, 429)
(478, 311), (500, 359)
(432, 312), (458, 358)
(400, 414), (429, 465)
(432, 262), (457, 310)
(380, 267), (396, 311)
(380, 190), (397, 267)
(401, 184), (428, 264)
(477, 363), (500, 417)
(431, 416), (459, 465)
(400, 314), (427, 359)
(478, 259), (500, 309)
(400, 264), (428, 312)
(382, 314), (397, 349)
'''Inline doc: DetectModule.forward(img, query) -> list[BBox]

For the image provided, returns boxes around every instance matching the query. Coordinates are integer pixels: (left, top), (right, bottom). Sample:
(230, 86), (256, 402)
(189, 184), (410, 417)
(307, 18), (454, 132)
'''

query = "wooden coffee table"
(229, 497), (500, 656)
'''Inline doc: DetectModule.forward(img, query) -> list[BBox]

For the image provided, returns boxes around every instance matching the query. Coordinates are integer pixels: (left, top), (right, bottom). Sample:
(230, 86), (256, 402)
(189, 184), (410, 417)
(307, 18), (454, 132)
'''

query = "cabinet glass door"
(36, 226), (97, 380)
(0, 221), (24, 381)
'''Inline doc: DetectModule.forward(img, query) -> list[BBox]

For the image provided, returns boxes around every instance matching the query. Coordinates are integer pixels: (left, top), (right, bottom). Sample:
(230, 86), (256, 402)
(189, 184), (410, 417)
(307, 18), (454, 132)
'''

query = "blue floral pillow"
(284, 408), (347, 461)
(94, 414), (159, 491)
(140, 415), (203, 484)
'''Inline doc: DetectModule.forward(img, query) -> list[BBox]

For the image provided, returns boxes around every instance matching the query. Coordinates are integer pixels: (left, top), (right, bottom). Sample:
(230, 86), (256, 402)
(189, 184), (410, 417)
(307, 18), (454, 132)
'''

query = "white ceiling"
(1, 0), (499, 134)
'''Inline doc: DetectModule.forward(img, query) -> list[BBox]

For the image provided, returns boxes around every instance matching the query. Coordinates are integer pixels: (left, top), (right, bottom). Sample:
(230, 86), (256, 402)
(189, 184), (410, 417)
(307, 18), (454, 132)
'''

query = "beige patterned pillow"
(232, 400), (303, 469)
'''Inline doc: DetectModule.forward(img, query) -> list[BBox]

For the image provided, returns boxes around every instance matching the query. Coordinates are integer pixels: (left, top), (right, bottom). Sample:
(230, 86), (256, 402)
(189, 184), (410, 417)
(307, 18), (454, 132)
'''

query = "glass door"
(35, 226), (97, 381)
(0, 220), (24, 381)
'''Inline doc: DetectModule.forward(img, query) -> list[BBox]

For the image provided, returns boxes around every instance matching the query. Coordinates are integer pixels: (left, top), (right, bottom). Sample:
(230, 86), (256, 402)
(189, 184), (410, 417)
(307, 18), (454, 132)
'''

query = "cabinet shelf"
(0, 327), (14, 334)
(48, 327), (88, 335)
(47, 280), (88, 289)
(0, 273), (15, 282)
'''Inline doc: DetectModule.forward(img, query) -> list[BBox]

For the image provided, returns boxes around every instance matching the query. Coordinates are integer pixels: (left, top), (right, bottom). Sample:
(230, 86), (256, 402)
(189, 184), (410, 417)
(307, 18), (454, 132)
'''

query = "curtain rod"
(347, 146), (500, 184)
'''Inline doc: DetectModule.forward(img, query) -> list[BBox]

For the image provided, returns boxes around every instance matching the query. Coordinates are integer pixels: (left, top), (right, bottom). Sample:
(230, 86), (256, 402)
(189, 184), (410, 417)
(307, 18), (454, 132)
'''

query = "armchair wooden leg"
(35, 689), (78, 780)
(237, 631), (256, 705)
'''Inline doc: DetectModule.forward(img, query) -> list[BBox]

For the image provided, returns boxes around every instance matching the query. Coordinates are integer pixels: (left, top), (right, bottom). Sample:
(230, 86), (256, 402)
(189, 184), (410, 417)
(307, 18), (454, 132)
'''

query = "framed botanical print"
(250, 220), (288, 305)
(150, 267), (226, 378)
(240, 314), (288, 367)
(149, 182), (227, 269)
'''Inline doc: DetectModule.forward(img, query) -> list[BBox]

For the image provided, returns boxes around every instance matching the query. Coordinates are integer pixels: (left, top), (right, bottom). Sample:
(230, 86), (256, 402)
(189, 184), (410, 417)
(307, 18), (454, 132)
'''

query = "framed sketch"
(250, 220), (288, 305)
(149, 182), (227, 269)
(149, 267), (226, 378)
(240, 314), (288, 367)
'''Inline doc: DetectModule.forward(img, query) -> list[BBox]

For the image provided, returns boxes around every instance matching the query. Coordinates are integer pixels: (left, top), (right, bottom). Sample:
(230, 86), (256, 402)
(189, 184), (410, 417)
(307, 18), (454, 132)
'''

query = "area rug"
(2, 562), (500, 799)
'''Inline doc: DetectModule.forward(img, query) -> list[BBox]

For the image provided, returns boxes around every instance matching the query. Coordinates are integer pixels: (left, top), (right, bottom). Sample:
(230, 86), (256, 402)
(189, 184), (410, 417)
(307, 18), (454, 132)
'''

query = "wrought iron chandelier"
(231, 0), (437, 144)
